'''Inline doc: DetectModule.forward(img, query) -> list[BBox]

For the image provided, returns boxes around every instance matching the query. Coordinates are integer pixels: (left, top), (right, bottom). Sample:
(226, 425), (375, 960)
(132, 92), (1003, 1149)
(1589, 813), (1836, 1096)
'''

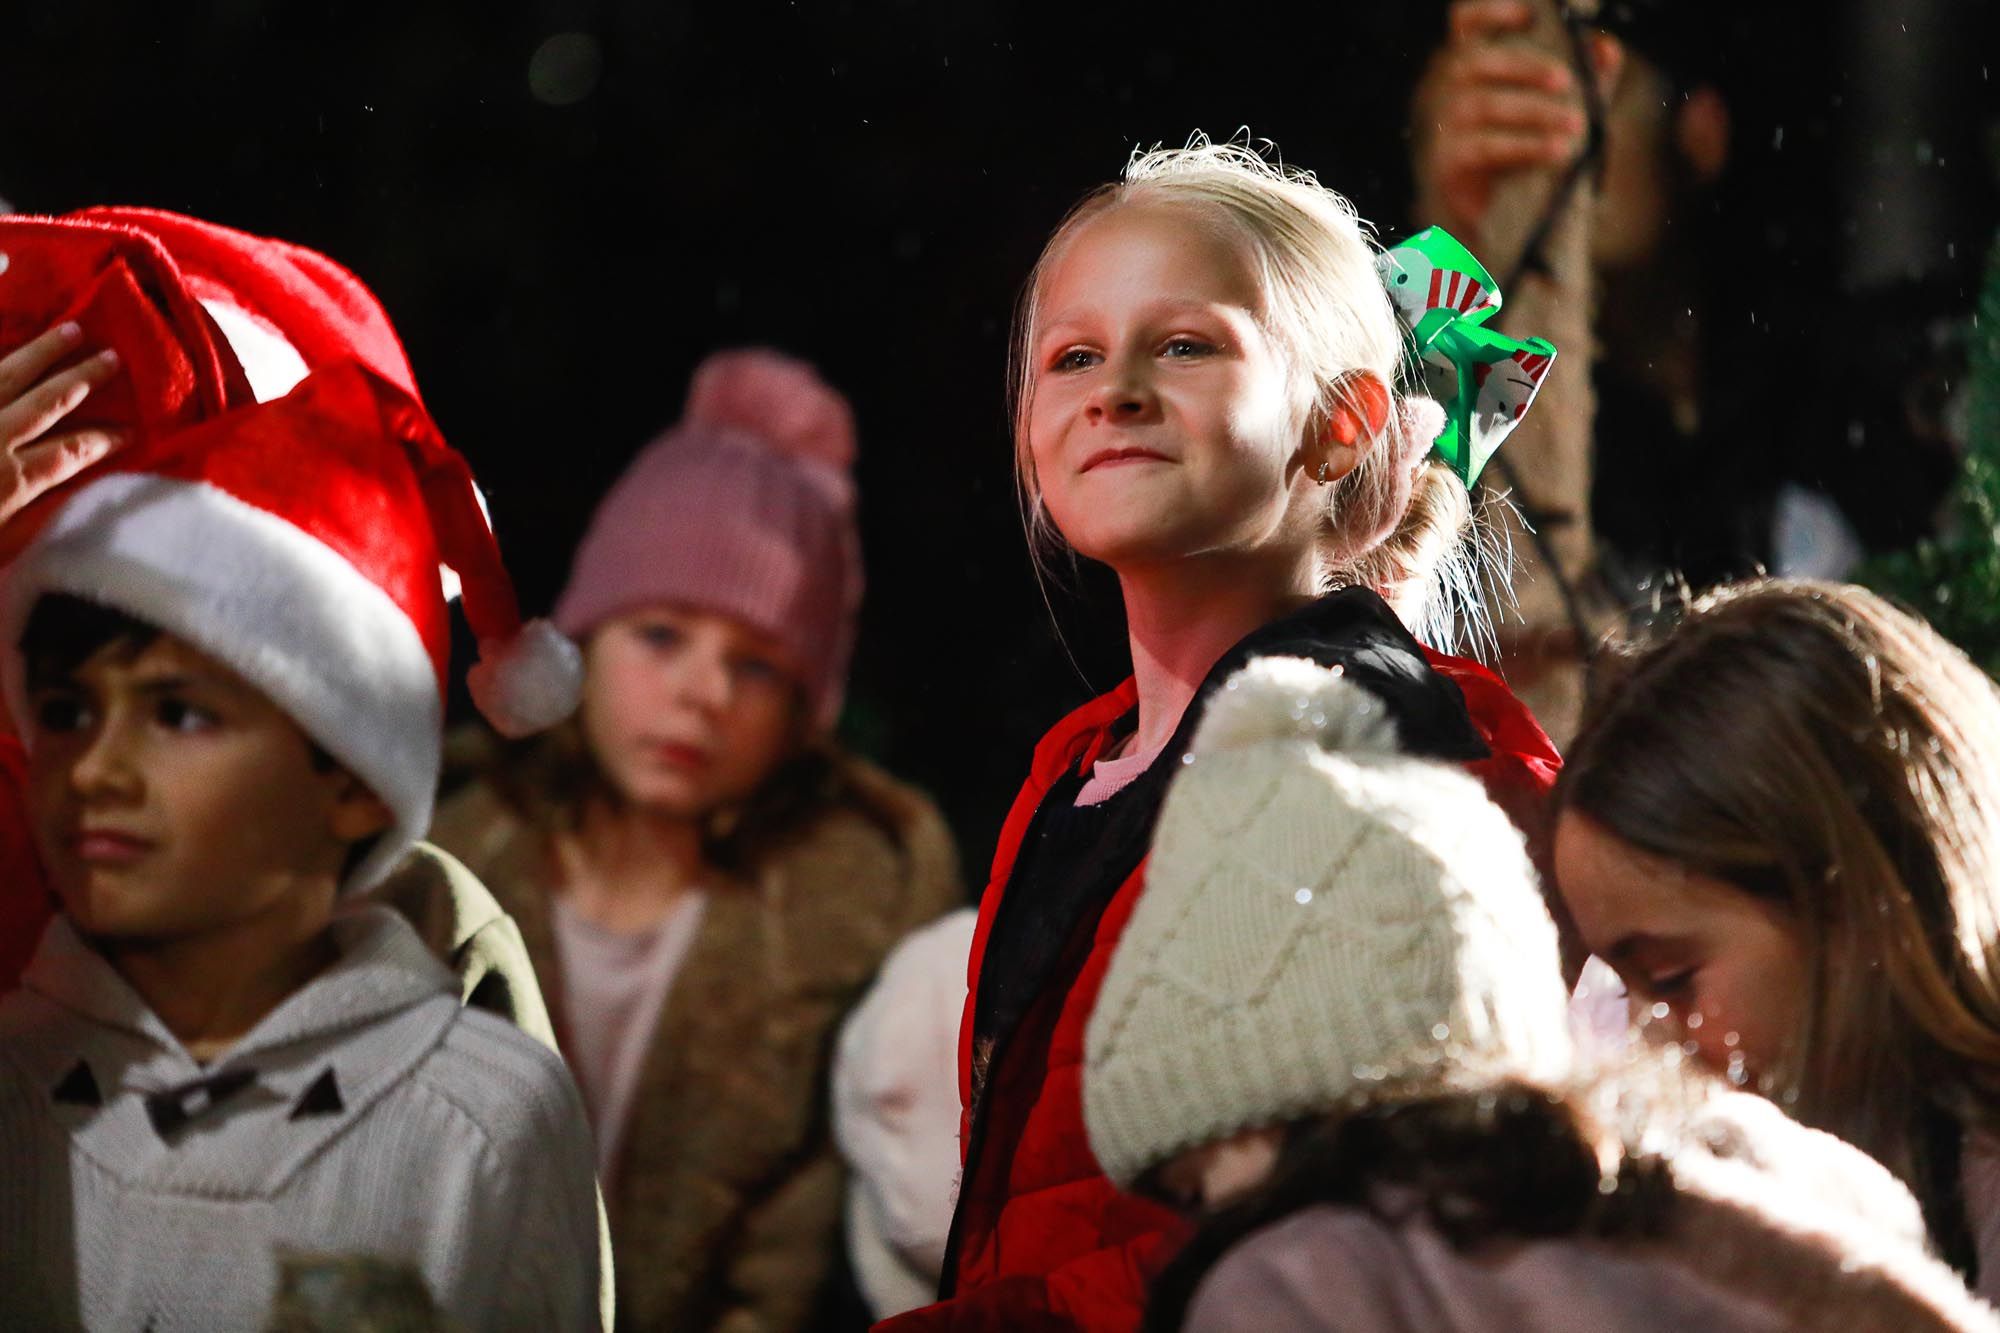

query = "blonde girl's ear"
(1308, 371), (1392, 486)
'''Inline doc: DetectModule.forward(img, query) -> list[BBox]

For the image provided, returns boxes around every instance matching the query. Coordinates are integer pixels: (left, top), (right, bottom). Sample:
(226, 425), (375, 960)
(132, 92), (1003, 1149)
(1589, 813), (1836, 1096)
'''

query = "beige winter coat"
(429, 753), (963, 1333)
(373, 840), (559, 1052)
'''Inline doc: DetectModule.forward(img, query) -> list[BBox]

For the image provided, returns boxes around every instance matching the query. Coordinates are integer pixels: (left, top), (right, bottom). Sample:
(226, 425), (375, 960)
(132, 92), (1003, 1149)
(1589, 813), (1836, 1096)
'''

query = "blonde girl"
(880, 140), (1560, 1332)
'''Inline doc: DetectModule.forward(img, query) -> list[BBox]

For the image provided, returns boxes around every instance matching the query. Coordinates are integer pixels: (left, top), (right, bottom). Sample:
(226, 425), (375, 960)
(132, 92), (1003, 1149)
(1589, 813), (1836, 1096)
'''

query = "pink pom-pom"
(467, 618), (584, 738)
(1397, 396), (1448, 473)
(684, 348), (857, 469)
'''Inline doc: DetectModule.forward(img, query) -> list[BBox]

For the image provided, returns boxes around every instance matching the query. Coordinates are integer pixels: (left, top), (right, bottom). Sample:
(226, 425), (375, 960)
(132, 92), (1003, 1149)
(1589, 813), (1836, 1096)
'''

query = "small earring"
(1316, 460), (1331, 485)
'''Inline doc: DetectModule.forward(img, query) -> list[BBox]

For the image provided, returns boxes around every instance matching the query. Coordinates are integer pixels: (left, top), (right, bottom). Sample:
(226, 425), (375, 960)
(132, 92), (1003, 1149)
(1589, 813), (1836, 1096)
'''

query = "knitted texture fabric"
(0, 905), (601, 1330)
(552, 348), (862, 730)
(1083, 656), (1572, 1189)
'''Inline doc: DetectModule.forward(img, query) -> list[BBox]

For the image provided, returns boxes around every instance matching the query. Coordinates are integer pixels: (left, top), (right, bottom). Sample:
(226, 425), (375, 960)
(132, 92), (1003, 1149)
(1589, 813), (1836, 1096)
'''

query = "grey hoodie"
(0, 905), (601, 1331)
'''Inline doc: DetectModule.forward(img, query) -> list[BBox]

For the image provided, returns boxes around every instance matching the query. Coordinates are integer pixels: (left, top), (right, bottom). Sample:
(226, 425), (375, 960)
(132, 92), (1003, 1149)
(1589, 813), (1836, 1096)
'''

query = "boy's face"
(25, 630), (390, 941)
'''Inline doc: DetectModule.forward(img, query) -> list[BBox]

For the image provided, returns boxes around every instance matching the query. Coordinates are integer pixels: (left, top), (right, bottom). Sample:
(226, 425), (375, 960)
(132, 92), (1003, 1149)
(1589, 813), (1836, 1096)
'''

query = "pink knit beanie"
(553, 349), (861, 730)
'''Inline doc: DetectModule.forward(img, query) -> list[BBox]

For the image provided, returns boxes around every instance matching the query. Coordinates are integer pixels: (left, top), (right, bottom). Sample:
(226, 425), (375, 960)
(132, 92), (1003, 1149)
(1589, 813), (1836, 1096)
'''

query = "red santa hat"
(0, 210), (579, 889)
(0, 206), (422, 560)
(2, 363), (580, 890)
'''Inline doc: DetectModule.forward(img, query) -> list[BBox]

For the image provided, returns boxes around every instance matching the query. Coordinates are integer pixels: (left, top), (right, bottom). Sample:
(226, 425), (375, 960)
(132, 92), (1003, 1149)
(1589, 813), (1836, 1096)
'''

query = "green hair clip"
(1376, 226), (1558, 487)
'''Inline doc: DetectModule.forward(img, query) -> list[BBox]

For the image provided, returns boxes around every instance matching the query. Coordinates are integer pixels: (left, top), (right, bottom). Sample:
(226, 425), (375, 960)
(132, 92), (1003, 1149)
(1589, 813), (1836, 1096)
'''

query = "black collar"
(1170, 586), (1489, 768)
(969, 587), (1488, 1059)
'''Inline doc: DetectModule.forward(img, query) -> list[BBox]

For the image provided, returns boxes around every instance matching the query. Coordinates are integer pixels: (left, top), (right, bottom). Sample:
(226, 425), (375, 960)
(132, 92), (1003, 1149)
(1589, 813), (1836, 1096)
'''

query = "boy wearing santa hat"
(0, 214), (600, 1327)
(0, 208), (568, 1026)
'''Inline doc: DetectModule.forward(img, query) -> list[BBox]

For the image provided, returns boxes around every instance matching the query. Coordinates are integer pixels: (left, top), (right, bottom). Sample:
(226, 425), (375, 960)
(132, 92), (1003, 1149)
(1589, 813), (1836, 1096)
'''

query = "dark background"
(4, 1), (1992, 877)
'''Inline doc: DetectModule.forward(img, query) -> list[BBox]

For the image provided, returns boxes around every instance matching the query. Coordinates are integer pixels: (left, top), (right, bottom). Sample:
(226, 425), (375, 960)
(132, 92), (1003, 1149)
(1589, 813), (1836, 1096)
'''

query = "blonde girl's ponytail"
(1318, 390), (1491, 652)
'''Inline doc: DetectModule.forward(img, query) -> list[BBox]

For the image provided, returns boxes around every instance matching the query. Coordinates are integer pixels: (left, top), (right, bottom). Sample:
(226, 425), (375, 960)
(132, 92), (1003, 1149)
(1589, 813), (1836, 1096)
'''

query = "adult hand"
(1, 322), (125, 528)
(1411, 0), (1623, 247)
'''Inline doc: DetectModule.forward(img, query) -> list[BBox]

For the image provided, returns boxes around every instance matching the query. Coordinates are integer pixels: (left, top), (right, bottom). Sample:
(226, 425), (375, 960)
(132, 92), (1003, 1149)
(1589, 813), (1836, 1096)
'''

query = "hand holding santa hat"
(1, 359), (581, 889)
(0, 205), (425, 560)
(0, 208), (580, 890)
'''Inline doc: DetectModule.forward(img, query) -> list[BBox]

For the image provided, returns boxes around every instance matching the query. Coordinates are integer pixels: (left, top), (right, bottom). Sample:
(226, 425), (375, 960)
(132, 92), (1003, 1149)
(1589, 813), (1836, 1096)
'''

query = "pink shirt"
(1075, 735), (1170, 807)
(551, 893), (708, 1183)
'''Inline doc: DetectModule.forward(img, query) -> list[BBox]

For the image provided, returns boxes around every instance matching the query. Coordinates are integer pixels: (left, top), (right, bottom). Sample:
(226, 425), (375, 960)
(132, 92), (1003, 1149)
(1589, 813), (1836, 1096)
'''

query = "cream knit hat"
(1082, 656), (1573, 1189)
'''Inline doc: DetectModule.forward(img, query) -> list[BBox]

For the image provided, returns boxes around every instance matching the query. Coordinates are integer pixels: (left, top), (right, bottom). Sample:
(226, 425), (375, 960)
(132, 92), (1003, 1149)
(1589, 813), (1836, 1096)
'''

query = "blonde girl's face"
(1554, 811), (1808, 1089)
(579, 604), (803, 820)
(1027, 204), (1318, 570)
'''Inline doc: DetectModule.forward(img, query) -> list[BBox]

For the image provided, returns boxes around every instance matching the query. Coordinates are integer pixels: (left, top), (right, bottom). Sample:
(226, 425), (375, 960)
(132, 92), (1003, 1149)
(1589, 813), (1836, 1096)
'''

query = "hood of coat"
(20, 903), (450, 1052)
(18, 903), (451, 1065)
(3, 905), (459, 1194)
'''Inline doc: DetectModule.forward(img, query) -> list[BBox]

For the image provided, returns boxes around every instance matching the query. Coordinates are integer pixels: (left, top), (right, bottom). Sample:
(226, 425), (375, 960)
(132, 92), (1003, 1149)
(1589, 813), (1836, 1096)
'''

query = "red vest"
(878, 650), (1559, 1332)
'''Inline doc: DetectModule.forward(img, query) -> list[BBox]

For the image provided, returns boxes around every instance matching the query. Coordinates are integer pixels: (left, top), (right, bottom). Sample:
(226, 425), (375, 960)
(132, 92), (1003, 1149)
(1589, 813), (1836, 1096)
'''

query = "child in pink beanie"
(552, 348), (863, 730)
(431, 348), (963, 1333)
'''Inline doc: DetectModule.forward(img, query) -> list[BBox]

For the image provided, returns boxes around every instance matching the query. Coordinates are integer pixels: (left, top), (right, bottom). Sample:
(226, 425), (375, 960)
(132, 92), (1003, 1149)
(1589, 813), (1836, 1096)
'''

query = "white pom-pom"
(466, 618), (584, 738)
(1191, 656), (1401, 760)
(1398, 396), (1448, 470)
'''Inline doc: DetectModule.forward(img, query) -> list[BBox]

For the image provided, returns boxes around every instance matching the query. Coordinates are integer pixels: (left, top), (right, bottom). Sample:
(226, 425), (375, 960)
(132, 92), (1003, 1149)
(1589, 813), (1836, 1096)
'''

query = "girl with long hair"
(1555, 578), (2000, 1297)
(1096, 657), (1992, 1333)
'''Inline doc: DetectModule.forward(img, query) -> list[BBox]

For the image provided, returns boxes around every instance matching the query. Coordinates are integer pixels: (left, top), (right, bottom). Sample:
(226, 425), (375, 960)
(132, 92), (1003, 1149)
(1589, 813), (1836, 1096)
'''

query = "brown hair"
(24, 593), (379, 876)
(1142, 1066), (1690, 1333)
(453, 714), (892, 878)
(1558, 578), (2000, 1259)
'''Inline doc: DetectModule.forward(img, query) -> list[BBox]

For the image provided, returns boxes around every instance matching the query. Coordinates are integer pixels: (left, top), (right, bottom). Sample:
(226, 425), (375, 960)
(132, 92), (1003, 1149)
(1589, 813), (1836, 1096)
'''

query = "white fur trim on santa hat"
(199, 298), (310, 403)
(1, 472), (441, 892)
(466, 618), (583, 738)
